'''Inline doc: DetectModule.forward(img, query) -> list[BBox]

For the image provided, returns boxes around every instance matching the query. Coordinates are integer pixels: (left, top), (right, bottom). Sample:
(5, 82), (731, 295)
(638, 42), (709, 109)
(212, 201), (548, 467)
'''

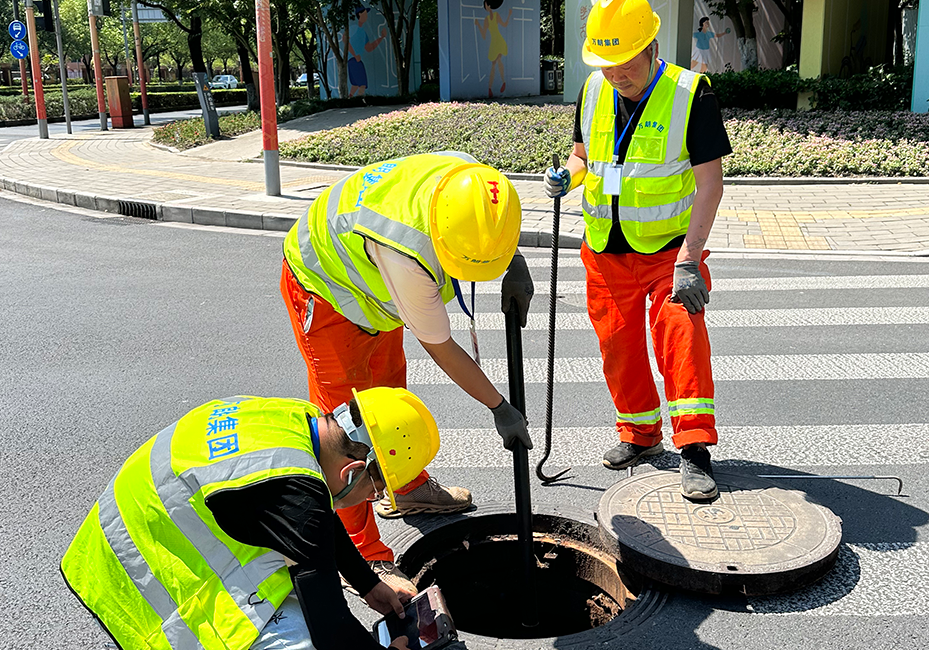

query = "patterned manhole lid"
(598, 471), (842, 595)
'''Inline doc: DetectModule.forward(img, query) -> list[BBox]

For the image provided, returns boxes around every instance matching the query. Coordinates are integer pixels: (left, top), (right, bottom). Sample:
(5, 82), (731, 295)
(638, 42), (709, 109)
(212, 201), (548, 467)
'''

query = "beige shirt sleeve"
(365, 240), (452, 345)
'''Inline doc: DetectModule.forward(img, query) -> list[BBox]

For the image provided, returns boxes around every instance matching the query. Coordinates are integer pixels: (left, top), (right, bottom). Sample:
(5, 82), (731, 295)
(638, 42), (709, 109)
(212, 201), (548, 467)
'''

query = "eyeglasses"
(365, 462), (386, 503)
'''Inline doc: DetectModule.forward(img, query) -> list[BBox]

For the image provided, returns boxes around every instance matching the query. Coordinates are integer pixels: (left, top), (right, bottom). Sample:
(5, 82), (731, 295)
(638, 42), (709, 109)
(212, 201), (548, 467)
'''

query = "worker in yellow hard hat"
(280, 152), (534, 593)
(61, 388), (441, 650)
(544, 0), (732, 501)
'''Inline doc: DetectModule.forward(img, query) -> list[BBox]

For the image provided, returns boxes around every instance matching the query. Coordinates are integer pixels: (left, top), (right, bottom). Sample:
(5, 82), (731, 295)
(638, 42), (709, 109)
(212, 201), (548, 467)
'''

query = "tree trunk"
(737, 37), (758, 69)
(236, 39), (259, 111)
(187, 15), (207, 73)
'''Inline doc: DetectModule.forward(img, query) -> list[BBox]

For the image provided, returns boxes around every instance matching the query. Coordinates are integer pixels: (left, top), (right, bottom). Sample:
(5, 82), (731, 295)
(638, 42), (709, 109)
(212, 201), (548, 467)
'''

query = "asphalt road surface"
(2, 195), (927, 649)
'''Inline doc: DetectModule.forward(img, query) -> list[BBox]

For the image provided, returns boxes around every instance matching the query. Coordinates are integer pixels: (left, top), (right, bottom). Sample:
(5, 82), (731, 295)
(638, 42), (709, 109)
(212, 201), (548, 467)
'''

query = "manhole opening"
(397, 513), (638, 639)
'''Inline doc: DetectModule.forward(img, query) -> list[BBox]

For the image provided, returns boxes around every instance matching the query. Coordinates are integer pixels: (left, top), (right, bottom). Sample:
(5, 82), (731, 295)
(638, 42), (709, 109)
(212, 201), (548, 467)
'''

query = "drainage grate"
(118, 200), (157, 220)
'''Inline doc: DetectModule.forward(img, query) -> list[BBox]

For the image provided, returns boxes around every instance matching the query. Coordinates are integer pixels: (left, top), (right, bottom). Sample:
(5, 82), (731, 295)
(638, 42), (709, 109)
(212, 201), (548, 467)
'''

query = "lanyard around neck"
(613, 59), (667, 160)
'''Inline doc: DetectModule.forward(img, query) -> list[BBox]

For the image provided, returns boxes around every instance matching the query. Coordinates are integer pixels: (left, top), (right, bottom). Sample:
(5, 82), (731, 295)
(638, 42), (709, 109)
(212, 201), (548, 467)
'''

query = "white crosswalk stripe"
(408, 353), (929, 384)
(449, 307), (929, 330)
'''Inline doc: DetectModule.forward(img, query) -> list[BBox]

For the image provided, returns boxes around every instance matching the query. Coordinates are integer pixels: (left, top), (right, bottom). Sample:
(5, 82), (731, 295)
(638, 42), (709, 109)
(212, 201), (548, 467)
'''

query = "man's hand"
(670, 261), (710, 314)
(501, 255), (534, 327)
(544, 166), (571, 199)
(389, 637), (411, 650)
(363, 581), (409, 617)
(491, 397), (532, 450)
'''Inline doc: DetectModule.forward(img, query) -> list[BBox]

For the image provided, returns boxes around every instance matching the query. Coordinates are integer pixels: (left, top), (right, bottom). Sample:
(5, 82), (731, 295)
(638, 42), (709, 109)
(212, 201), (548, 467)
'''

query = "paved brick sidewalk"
(2, 121), (928, 254)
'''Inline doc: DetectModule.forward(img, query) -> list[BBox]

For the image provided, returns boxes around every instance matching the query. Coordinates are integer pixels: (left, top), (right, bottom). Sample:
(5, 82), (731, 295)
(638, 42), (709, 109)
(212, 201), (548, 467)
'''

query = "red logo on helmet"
(487, 180), (501, 204)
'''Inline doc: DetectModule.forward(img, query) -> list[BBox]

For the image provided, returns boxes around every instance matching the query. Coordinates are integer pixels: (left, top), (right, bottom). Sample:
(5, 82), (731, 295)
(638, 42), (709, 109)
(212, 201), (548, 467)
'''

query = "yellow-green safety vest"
(579, 62), (706, 253)
(283, 152), (472, 332)
(60, 397), (328, 650)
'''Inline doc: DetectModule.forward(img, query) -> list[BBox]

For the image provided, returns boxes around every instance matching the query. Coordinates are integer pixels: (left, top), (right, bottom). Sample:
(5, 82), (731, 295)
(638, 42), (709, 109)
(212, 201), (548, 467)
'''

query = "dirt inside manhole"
(403, 526), (636, 639)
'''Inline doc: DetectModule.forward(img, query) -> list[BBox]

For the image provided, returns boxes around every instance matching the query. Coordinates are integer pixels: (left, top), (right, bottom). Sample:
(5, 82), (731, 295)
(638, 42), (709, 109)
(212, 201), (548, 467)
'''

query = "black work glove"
(500, 254), (534, 328)
(491, 397), (533, 450)
(670, 261), (710, 314)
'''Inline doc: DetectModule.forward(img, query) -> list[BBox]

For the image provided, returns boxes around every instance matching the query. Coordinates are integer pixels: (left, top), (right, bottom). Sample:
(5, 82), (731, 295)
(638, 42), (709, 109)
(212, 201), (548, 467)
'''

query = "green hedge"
(278, 102), (929, 177)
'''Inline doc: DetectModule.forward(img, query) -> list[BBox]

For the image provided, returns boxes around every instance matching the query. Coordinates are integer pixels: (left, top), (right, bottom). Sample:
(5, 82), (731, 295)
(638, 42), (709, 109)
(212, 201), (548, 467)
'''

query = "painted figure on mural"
(475, 0), (512, 98)
(691, 16), (729, 73)
(346, 6), (388, 97)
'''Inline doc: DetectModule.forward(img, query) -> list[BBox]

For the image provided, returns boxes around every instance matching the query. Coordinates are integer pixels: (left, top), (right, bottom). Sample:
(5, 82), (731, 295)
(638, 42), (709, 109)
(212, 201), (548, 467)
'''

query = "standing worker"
(61, 388), (441, 650)
(544, 0), (731, 500)
(281, 151), (534, 589)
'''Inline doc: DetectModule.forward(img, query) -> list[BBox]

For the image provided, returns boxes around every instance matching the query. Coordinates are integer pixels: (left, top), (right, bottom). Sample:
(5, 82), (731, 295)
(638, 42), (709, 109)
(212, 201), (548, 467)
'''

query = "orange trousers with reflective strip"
(581, 244), (718, 449)
(280, 261), (428, 561)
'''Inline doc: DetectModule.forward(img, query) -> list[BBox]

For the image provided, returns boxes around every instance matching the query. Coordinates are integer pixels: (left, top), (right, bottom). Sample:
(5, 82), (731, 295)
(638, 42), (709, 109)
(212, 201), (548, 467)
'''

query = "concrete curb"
(2, 174), (927, 257)
(259, 158), (929, 185)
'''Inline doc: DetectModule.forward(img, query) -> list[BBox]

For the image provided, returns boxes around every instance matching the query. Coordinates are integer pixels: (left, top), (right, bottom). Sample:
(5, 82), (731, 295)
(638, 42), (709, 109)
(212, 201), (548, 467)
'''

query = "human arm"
(365, 29), (386, 52)
(678, 158), (722, 264)
(476, 15), (489, 38)
(545, 89), (590, 198)
(500, 8), (513, 27)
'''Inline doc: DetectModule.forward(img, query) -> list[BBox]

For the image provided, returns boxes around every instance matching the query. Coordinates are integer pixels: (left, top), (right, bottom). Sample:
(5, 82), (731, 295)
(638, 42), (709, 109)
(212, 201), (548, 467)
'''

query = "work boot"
(374, 477), (472, 519)
(341, 560), (417, 597)
(680, 445), (718, 501)
(602, 441), (664, 470)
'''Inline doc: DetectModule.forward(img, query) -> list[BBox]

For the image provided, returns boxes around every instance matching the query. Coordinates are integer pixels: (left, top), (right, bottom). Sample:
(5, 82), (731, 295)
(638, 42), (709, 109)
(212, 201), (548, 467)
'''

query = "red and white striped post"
(24, 0), (48, 138)
(255, 0), (280, 196)
(131, 0), (150, 125)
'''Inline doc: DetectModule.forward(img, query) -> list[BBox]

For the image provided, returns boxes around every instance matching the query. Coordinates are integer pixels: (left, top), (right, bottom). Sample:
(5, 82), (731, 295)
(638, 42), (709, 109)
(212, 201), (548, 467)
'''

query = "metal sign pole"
(255, 0), (280, 196)
(52, 0), (71, 134)
(88, 11), (107, 130)
(130, 0), (149, 124)
(24, 0), (48, 138)
(119, 1), (132, 84)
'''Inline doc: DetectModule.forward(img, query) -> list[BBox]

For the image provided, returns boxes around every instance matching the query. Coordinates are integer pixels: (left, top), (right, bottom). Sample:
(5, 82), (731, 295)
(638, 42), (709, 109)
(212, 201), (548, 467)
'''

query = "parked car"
(295, 73), (320, 87)
(208, 74), (238, 89)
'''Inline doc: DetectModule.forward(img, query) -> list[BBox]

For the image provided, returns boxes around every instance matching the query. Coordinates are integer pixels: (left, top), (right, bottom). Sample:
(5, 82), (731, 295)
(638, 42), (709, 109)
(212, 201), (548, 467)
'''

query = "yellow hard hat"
(352, 387), (440, 509)
(429, 163), (521, 282)
(582, 0), (660, 67)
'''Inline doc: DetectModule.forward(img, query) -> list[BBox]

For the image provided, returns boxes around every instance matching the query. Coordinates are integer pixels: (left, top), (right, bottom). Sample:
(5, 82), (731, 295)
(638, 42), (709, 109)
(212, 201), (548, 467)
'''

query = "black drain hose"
(536, 154), (571, 485)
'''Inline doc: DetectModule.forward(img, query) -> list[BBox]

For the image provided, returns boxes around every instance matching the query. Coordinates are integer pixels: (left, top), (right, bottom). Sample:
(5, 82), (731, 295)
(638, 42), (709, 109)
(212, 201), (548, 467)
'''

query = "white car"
(209, 74), (238, 90)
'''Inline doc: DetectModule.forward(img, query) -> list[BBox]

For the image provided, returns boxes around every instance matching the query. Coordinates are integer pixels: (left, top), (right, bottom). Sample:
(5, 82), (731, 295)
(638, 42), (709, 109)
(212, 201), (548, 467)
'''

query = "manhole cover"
(598, 471), (842, 595)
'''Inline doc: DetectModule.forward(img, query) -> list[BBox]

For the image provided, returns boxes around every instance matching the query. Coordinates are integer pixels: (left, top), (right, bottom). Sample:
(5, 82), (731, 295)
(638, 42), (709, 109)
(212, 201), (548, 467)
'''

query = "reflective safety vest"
(579, 62), (705, 253)
(283, 152), (472, 332)
(60, 397), (328, 650)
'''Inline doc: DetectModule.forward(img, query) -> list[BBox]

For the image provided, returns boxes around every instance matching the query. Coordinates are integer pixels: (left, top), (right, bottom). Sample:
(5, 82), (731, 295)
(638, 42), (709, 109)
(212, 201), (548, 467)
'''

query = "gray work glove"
(671, 261), (710, 314)
(501, 254), (534, 328)
(491, 397), (533, 450)
(544, 166), (571, 199)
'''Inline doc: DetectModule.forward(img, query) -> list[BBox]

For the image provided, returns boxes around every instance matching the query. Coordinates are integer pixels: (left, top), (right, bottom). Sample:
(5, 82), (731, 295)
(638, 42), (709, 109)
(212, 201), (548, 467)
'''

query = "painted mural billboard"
(690, 0), (784, 73)
(319, 5), (421, 99)
(438, 0), (540, 101)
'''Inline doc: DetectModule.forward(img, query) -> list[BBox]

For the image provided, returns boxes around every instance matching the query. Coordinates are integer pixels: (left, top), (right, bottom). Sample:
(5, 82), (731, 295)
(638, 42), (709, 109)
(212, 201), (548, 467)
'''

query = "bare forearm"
(420, 338), (502, 408)
(565, 142), (588, 192)
(679, 159), (723, 262)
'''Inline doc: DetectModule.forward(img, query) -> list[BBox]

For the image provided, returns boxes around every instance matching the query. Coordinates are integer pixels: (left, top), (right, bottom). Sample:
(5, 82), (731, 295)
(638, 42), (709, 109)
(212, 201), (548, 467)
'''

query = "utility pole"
(255, 0), (280, 196)
(12, 1), (30, 97)
(24, 0), (48, 138)
(130, 0), (149, 124)
(52, 0), (71, 133)
(119, 1), (132, 84)
(88, 2), (107, 130)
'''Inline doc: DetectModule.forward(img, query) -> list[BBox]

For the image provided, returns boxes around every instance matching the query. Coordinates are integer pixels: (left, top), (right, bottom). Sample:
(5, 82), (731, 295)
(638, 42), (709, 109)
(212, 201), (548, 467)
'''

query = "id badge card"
(603, 163), (623, 195)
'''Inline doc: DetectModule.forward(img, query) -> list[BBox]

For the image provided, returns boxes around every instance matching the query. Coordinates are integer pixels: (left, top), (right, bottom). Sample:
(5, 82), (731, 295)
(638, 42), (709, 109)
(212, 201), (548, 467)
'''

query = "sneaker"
(602, 441), (664, 470)
(341, 560), (416, 596)
(374, 477), (472, 519)
(680, 445), (718, 500)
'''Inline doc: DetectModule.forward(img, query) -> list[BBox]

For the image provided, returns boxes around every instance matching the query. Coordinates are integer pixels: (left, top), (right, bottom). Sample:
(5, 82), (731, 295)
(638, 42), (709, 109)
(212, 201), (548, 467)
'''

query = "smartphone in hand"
(372, 585), (457, 650)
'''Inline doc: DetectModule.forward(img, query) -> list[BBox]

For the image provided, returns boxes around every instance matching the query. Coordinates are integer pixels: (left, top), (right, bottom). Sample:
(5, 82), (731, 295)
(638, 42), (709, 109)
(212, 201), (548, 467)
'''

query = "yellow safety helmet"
(429, 163), (521, 283)
(582, 0), (661, 67)
(352, 387), (440, 509)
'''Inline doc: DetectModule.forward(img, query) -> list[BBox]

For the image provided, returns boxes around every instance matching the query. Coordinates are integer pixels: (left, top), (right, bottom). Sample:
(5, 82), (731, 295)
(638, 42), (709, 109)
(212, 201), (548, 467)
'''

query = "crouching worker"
(60, 388), (442, 650)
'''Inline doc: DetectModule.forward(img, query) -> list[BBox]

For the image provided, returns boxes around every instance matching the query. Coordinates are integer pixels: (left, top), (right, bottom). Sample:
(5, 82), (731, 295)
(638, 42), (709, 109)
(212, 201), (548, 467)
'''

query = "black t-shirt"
(207, 474), (384, 650)
(573, 72), (732, 254)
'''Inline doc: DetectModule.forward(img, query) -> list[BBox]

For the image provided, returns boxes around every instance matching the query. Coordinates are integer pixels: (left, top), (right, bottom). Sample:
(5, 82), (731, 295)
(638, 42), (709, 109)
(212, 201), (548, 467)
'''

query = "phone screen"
(374, 593), (441, 649)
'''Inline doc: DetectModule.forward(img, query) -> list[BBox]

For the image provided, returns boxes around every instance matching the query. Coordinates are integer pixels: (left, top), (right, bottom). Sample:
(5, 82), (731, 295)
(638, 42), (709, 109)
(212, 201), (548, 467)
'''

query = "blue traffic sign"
(8, 20), (27, 41)
(10, 40), (28, 60)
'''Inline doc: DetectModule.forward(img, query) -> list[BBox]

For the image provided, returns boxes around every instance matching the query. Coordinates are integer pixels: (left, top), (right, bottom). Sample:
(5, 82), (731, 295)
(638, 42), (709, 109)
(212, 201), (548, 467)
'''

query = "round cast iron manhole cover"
(598, 471), (842, 596)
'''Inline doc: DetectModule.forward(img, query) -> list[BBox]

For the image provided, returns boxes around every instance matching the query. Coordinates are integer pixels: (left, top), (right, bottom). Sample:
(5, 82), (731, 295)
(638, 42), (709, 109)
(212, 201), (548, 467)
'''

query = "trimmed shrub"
(706, 68), (809, 110)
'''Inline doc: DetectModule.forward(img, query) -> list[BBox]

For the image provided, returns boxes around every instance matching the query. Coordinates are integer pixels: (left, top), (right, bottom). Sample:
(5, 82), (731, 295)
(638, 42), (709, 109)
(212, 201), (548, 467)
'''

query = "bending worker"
(281, 151), (534, 589)
(61, 388), (441, 650)
(544, 0), (731, 500)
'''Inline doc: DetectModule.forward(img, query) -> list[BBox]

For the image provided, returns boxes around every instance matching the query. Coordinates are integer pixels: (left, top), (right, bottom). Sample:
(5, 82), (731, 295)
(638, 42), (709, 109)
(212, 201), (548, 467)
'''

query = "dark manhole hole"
(389, 504), (661, 642)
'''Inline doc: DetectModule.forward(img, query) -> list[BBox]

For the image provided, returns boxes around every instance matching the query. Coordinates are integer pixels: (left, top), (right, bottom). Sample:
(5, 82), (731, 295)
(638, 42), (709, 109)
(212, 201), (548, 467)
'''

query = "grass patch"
(279, 102), (929, 177)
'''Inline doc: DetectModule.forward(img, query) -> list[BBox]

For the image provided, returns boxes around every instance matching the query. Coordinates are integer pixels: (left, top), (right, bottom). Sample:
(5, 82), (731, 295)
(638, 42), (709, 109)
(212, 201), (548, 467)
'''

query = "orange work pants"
(581, 244), (717, 450)
(280, 260), (428, 561)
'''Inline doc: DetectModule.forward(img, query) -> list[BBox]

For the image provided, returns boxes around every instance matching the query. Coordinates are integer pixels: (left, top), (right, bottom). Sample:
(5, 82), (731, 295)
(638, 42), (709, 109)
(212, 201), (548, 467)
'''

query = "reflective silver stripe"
(150, 428), (280, 632)
(431, 150), (478, 163)
(295, 177), (373, 329)
(180, 447), (322, 492)
(325, 183), (380, 308)
(619, 193), (695, 223)
(589, 160), (611, 177)
(357, 207), (444, 283)
(623, 159), (691, 178)
(580, 73), (604, 153)
(97, 445), (201, 649)
(581, 194), (612, 220)
(666, 69), (698, 162)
